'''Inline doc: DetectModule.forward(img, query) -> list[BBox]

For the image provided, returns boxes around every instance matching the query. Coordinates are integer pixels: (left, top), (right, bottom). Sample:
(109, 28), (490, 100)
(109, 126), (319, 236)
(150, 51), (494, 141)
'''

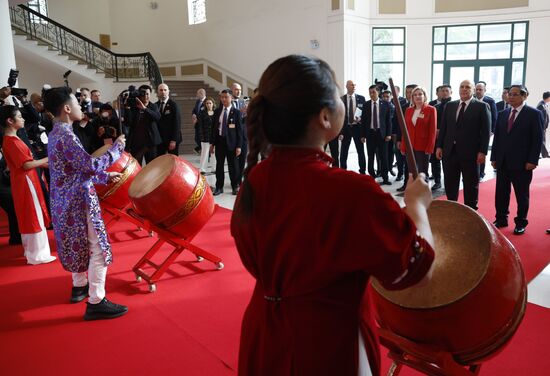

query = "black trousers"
(366, 130), (389, 180)
(237, 142), (248, 182)
(340, 126), (366, 173)
(495, 163), (533, 227)
(157, 142), (180, 156)
(0, 183), (21, 244)
(327, 137), (339, 168)
(429, 148), (442, 184)
(133, 145), (158, 165)
(214, 136), (240, 190)
(413, 151), (430, 177)
(442, 147), (480, 210)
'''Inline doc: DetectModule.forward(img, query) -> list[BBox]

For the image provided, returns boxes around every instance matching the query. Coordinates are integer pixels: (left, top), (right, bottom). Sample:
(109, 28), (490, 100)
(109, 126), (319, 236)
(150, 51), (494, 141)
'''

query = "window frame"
(187, 0), (207, 25)
(372, 27), (406, 91)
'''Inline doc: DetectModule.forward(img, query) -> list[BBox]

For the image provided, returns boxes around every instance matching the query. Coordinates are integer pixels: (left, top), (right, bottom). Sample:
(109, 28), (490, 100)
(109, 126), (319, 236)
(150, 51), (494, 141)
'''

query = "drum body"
(92, 145), (141, 209)
(370, 200), (526, 365)
(128, 154), (214, 239)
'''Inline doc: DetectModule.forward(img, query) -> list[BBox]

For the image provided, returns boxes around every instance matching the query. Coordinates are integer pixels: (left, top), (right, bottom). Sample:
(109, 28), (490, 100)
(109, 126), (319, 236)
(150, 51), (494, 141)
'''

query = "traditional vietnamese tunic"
(48, 121), (123, 273)
(231, 147), (434, 376)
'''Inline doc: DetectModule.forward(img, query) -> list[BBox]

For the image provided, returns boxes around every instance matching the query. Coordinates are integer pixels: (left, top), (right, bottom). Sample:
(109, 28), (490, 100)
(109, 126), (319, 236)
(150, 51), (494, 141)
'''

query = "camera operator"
(91, 103), (119, 150)
(72, 104), (99, 154)
(125, 84), (161, 164)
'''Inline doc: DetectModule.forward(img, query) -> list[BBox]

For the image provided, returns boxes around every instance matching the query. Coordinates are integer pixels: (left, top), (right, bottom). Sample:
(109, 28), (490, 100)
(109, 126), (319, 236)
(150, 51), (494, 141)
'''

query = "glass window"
(512, 42), (525, 59)
(433, 45), (445, 61)
(446, 44), (477, 60)
(479, 24), (512, 41)
(373, 46), (404, 62)
(372, 28), (405, 90)
(511, 62), (524, 84)
(432, 63), (444, 97)
(514, 23), (527, 40)
(447, 26), (477, 43)
(434, 27), (445, 43)
(187, 0), (206, 25)
(479, 42), (510, 59)
(373, 28), (404, 44)
(27, 0), (48, 23)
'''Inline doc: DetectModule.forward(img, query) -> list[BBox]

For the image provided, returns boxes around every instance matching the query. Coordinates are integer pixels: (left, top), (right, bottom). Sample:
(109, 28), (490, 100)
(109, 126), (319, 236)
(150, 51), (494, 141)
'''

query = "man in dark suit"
(232, 83), (248, 182)
(340, 80), (367, 174)
(436, 79), (491, 210)
(362, 84), (392, 185)
(475, 81), (498, 179)
(210, 89), (243, 196)
(430, 84), (452, 191)
(536, 91), (550, 158)
(496, 87), (510, 112)
(126, 84), (162, 164)
(429, 86), (442, 106)
(156, 83), (182, 156)
(192, 88), (206, 154)
(491, 85), (543, 235)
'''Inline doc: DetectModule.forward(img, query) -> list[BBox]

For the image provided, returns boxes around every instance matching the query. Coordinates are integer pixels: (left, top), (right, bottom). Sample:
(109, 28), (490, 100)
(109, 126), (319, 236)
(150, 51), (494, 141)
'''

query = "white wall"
(1, 0), (16, 84)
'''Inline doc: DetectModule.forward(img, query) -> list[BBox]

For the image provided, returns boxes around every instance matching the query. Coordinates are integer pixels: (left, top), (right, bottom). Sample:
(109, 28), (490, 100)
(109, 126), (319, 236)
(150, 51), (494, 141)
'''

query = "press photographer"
(91, 103), (120, 150)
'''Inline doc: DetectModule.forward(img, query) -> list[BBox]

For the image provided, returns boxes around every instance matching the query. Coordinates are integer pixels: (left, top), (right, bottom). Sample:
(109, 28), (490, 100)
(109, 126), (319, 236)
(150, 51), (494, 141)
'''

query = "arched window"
(188, 0), (206, 25)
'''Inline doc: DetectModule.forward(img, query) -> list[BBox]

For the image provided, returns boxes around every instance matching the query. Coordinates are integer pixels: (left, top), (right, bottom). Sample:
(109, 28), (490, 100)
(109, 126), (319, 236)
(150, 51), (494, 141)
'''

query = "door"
(99, 34), (111, 49)
(443, 61), (508, 99)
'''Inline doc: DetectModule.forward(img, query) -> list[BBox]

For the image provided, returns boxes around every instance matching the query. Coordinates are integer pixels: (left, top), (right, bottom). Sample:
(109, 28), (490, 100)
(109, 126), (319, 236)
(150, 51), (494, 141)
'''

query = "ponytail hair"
(234, 55), (339, 220)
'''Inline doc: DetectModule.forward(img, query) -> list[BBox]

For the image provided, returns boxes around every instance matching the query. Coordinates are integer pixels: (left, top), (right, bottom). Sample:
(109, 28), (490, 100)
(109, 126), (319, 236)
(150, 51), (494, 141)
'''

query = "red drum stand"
(102, 202), (224, 292)
(379, 328), (482, 376)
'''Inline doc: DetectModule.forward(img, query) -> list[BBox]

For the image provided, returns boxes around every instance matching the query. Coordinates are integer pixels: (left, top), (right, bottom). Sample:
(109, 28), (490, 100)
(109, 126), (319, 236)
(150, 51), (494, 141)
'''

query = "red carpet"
(1, 161), (550, 375)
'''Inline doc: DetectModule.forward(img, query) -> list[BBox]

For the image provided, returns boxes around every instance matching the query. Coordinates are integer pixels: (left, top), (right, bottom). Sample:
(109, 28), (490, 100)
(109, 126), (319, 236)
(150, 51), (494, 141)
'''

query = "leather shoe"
(513, 226), (526, 235)
(379, 180), (392, 186)
(431, 183), (442, 191)
(71, 284), (89, 303)
(396, 185), (406, 192)
(395, 175), (403, 181)
(213, 188), (223, 196)
(389, 170), (396, 176)
(492, 220), (508, 228)
(232, 187), (239, 195)
(84, 298), (128, 321)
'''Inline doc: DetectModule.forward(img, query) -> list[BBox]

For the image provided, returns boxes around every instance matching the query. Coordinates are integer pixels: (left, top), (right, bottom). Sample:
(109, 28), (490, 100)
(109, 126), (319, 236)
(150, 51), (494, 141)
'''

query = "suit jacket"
(496, 100), (508, 112)
(481, 96), (498, 133)
(428, 99), (439, 106)
(192, 99), (205, 116)
(362, 99), (392, 139)
(491, 105), (543, 170)
(340, 94), (367, 137)
(211, 106), (244, 151)
(536, 100), (549, 130)
(400, 104), (437, 154)
(156, 98), (182, 144)
(127, 102), (162, 148)
(436, 98), (491, 160)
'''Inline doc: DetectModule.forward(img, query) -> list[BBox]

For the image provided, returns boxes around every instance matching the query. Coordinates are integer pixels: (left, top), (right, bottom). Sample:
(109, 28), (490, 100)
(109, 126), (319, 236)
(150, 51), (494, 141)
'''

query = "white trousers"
(21, 176), (56, 265)
(358, 328), (373, 376)
(199, 142), (211, 173)
(71, 214), (107, 304)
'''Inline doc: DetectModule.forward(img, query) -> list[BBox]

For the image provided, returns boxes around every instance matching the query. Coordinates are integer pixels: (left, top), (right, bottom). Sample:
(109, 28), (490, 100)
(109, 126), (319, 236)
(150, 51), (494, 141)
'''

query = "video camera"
(7, 69), (18, 87)
(123, 85), (147, 108)
(6, 69), (29, 99)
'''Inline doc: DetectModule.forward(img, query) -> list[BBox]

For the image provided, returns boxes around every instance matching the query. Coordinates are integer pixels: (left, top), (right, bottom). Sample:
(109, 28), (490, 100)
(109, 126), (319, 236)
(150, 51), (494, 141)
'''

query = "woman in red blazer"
(400, 86), (437, 177)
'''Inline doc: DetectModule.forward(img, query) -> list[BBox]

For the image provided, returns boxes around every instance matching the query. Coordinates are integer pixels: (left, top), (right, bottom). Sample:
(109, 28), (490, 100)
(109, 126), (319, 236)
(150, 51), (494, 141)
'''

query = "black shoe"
(429, 175), (434, 180)
(395, 175), (403, 181)
(546, 229), (550, 234)
(213, 188), (223, 196)
(379, 180), (392, 186)
(492, 220), (508, 229)
(389, 170), (396, 176)
(232, 187), (239, 195)
(376, 172), (381, 177)
(396, 185), (406, 192)
(194, 146), (201, 155)
(431, 183), (441, 191)
(8, 237), (22, 245)
(513, 226), (526, 235)
(84, 298), (128, 321)
(70, 284), (89, 303)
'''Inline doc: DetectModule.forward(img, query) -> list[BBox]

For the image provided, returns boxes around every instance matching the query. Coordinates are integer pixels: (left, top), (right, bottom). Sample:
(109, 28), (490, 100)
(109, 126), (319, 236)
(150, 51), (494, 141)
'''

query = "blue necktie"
(222, 108), (228, 137)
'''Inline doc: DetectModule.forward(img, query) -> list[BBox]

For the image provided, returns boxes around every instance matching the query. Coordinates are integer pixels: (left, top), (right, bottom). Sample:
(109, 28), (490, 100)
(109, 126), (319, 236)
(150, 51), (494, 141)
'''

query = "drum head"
(372, 200), (491, 309)
(128, 155), (176, 198)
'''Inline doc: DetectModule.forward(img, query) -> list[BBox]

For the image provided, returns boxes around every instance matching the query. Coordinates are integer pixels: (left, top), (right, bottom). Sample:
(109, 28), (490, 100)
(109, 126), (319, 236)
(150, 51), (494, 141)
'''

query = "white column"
(0, 0), (17, 86)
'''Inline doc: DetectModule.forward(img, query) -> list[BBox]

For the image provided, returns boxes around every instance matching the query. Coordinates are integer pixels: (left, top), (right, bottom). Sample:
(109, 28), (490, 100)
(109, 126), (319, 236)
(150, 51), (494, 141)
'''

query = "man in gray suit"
(436, 79), (491, 210)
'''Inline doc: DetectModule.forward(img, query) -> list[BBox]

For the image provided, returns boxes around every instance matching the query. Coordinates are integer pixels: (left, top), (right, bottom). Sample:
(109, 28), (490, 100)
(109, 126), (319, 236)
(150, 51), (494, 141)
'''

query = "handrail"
(10, 4), (163, 89)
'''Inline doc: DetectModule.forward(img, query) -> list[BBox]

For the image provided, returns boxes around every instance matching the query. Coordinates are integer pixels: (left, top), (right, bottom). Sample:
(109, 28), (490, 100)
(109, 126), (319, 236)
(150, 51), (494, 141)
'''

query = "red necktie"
(507, 109), (517, 133)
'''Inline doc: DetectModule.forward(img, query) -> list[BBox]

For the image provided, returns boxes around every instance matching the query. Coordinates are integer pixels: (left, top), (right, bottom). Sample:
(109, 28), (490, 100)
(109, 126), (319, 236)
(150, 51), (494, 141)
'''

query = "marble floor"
(178, 142), (550, 310)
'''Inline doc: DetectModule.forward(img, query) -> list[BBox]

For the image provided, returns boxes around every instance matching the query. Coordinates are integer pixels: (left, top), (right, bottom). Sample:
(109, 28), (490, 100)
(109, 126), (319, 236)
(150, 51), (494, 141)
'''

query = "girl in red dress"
(231, 55), (436, 376)
(1, 105), (56, 264)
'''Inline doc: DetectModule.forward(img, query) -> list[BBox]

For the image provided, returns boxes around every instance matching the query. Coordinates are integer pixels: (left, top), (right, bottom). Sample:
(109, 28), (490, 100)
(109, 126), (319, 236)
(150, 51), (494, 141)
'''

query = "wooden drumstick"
(389, 78), (418, 180)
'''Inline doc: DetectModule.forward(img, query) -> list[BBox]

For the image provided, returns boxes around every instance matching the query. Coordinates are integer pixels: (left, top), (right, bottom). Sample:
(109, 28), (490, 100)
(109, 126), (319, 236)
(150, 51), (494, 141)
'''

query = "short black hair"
(138, 84), (152, 92)
(368, 84), (380, 92)
(406, 84), (418, 90)
(509, 85), (528, 96)
(543, 91), (550, 100)
(0, 105), (19, 129)
(441, 84), (452, 90)
(220, 89), (232, 95)
(43, 86), (73, 117)
(381, 90), (391, 96)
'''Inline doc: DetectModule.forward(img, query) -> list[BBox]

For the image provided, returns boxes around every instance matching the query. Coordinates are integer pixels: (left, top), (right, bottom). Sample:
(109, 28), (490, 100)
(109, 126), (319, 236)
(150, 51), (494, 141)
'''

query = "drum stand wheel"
(196, 256), (204, 262)
(136, 275), (142, 282)
(148, 284), (157, 293)
(216, 262), (224, 270)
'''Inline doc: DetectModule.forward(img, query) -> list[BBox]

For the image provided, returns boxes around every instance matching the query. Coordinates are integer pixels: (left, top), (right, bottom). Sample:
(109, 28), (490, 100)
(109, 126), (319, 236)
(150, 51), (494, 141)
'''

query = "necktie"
(159, 101), (165, 114)
(373, 102), (378, 129)
(457, 102), (466, 124)
(221, 108), (228, 136)
(507, 109), (517, 132)
(348, 96), (354, 124)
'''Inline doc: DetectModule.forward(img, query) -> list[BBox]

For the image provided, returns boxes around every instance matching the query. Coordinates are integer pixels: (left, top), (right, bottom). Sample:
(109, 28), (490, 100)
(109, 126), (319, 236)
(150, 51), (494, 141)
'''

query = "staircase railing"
(9, 4), (162, 88)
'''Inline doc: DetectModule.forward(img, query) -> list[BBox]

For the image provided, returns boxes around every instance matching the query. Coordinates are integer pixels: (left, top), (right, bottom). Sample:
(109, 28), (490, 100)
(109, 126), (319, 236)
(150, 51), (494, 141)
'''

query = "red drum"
(370, 200), (527, 365)
(92, 145), (141, 209)
(128, 155), (215, 239)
